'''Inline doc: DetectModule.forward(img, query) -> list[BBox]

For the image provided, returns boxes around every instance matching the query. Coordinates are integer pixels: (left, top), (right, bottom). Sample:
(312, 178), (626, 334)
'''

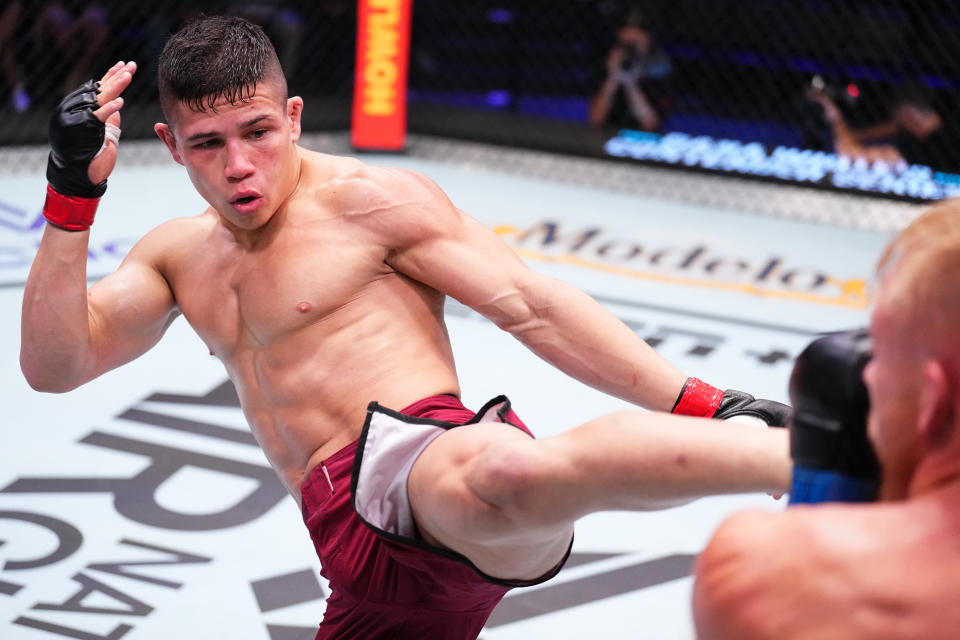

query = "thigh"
(407, 421), (573, 584)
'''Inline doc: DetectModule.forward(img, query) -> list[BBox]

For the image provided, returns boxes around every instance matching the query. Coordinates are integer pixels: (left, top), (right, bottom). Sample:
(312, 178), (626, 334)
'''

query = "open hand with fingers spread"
(44, 60), (136, 231)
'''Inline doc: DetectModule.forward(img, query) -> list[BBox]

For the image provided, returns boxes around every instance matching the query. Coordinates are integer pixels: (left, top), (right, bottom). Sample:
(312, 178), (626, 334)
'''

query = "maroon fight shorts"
(299, 394), (572, 639)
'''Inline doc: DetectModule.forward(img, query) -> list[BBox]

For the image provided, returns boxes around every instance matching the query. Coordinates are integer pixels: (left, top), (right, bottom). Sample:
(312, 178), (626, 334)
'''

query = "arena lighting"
(604, 130), (960, 201)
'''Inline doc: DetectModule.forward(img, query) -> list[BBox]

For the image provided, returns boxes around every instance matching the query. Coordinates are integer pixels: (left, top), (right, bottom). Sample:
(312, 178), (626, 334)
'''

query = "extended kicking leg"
(407, 409), (790, 582)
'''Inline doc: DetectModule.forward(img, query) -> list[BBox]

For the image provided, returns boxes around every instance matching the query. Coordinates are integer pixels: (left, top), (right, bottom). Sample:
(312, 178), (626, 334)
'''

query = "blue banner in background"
(605, 129), (960, 201)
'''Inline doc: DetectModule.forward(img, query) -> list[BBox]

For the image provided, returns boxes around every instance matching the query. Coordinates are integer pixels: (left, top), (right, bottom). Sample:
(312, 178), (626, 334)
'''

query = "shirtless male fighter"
(692, 200), (960, 639)
(22, 16), (790, 639)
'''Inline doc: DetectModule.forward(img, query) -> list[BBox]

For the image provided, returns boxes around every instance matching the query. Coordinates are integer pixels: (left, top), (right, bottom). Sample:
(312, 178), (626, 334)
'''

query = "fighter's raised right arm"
(20, 61), (180, 392)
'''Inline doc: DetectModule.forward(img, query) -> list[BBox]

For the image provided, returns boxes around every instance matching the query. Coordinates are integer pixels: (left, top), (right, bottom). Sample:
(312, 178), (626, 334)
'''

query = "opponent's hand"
(88, 60), (137, 186)
(788, 330), (879, 482)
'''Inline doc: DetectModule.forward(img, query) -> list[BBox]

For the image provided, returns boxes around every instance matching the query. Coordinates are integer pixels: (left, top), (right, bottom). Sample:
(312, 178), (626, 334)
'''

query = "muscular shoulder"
(308, 156), (456, 234)
(124, 211), (215, 273)
(697, 500), (960, 639)
(693, 509), (792, 624)
(693, 507), (864, 640)
(296, 152), (482, 268)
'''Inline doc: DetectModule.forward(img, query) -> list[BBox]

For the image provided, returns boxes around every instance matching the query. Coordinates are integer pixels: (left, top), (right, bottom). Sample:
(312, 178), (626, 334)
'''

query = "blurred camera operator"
(809, 81), (957, 173)
(589, 9), (670, 132)
(692, 199), (960, 639)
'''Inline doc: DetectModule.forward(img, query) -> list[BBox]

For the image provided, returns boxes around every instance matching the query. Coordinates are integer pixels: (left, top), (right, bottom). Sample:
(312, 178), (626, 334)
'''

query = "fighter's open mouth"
(236, 196), (256, 204)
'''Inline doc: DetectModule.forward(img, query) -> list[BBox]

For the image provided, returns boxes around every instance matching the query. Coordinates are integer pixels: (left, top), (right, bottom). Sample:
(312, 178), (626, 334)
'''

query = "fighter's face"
(157, 82), (303, 232)
(863, 288), (924, 500)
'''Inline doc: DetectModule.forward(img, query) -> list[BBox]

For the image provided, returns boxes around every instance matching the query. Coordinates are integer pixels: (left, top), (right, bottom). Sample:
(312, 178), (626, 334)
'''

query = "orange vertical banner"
(352, 0), (413, 151)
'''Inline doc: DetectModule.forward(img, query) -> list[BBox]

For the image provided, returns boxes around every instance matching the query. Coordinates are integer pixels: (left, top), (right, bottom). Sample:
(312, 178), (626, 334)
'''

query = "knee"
(465, 437), (555, 524)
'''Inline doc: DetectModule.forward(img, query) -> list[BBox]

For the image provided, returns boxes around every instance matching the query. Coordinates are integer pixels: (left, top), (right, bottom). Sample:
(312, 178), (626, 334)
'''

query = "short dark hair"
(158, 14), (286, 119)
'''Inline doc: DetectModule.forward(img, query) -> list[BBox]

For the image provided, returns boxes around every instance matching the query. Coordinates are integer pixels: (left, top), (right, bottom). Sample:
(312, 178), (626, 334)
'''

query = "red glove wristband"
(671, 377), (724, 417)
(43, 184), (99, 231)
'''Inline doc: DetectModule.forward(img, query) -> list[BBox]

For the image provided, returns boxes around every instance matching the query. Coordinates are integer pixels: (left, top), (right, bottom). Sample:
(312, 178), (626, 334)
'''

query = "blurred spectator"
(589, 8), (671, 132)
(0, 0), (28, 111)
(31, 1), (110, 99)
(808, 81), (958, 173)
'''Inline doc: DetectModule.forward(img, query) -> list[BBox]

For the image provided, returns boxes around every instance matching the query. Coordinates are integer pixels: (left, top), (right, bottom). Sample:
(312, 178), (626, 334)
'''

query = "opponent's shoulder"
(694, 505), (884, 640)
(700, 505), (869, 577)
(696, 508), (794, 577)
(693, 511), (786, 639)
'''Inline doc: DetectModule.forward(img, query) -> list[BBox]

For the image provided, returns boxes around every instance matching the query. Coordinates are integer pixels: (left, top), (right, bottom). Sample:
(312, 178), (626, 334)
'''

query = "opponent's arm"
(20, 62), (179, 392)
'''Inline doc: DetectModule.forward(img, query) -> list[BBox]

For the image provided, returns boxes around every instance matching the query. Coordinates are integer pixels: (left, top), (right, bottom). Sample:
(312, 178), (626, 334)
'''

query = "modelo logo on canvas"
(495, 220), (868, 309)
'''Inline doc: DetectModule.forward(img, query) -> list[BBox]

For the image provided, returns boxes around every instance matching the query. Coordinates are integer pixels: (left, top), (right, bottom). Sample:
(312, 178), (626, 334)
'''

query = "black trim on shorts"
(349, 395), (573, 589)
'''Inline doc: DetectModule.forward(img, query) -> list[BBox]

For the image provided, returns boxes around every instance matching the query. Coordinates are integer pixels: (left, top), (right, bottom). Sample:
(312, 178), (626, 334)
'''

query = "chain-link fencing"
(2, 1), (958, 214)
(0, 1), (355, 144)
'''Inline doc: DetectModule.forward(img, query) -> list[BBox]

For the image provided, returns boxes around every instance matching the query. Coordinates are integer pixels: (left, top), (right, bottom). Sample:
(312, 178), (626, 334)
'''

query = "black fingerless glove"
(47, 79), (107, 199)
(671, 377), (792, 427)
(713, 389), (792, 428)
(789, 329), (879, 481)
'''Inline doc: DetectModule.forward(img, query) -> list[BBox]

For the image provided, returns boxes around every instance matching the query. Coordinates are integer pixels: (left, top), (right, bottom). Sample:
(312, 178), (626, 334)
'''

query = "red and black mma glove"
(44, 80), (108, 231)
(671, 377), (792, 427)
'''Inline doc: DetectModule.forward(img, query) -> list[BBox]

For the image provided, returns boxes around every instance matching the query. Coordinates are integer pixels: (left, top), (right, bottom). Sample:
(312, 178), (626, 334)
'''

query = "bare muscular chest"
(172, 222), (389, 354)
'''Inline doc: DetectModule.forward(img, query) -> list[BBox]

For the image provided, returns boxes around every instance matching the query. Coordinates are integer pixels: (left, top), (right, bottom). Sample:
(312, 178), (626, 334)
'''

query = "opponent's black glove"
(671, 377), (792, 427)
(789, 329), (880, 486)
(47, 79), (107, 199)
